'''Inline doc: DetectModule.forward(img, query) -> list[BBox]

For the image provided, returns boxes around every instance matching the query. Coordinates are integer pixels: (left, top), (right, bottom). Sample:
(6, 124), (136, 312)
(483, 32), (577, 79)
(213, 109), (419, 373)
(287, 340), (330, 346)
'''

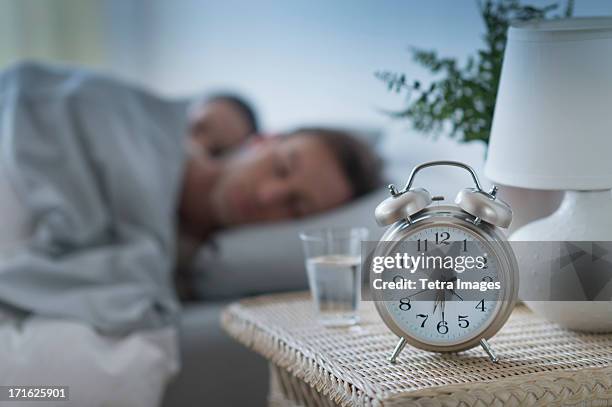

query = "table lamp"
(484, 17), (612, 331)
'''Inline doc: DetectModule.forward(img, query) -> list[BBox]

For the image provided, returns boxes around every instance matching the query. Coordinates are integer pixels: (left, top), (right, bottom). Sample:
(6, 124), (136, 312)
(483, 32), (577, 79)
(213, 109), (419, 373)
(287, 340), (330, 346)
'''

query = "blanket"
(0, 62), (188, 334)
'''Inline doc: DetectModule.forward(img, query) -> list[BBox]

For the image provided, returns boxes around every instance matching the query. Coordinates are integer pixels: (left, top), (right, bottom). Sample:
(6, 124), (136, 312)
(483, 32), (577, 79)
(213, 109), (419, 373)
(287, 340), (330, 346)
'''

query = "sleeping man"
(0, 62), (382, 405)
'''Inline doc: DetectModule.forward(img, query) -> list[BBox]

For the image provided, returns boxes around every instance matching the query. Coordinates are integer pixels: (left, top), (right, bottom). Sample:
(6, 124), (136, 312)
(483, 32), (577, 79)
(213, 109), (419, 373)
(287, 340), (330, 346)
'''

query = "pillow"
(380, 123), (487, 191)
(189, 188), (389, 301)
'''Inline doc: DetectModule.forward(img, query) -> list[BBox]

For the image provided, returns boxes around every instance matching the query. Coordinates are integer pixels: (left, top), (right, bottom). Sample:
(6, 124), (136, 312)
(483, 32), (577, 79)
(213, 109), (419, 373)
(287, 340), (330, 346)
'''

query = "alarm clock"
(371, 161), (518, 363)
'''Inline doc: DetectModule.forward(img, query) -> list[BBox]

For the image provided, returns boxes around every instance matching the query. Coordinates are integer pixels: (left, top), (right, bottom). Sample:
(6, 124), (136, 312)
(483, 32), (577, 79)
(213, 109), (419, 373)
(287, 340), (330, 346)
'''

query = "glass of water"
(299, 227), (368, 327)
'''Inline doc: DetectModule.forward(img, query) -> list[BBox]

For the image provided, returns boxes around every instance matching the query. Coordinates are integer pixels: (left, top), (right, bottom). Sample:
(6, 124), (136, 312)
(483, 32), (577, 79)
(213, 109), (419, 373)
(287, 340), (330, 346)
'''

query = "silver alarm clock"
(371, 161), (518, 363)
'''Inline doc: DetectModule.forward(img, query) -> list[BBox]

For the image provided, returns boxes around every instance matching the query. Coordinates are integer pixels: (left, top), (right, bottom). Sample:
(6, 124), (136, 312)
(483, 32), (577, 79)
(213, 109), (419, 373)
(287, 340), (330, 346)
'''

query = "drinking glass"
(299, 227), (368, 326)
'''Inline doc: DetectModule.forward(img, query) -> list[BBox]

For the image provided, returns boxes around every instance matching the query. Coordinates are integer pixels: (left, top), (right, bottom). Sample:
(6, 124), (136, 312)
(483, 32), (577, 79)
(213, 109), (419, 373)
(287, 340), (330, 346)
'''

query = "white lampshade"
(485, 17), (612, 190)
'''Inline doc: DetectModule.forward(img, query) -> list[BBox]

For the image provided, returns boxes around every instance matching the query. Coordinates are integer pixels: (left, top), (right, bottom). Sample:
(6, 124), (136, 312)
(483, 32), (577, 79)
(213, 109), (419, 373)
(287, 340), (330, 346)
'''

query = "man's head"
(208, 127), (383, 226)
(188, 94), (258, 156)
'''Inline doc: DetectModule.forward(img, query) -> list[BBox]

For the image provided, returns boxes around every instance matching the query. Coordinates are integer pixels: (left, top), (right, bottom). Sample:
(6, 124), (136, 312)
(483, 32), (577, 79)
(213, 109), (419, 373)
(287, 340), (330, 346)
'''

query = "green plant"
(376, 0), (573, 145)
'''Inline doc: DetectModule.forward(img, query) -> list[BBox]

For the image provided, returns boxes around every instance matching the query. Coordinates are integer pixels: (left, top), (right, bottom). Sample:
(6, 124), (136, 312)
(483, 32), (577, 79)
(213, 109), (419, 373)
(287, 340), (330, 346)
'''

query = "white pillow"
(189, 189), (389, 300)
(380, 123), (487, 192)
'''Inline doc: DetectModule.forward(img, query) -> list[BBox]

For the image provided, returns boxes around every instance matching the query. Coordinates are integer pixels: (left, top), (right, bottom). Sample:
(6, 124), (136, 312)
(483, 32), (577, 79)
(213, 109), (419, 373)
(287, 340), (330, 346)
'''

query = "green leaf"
(376, 0), (573, 147)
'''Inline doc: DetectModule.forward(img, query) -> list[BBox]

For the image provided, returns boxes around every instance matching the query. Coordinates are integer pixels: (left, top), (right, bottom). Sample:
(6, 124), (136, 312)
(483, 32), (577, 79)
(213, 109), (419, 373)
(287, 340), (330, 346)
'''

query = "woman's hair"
(206, 93), (259, 134)
(287, 127), (384, 199)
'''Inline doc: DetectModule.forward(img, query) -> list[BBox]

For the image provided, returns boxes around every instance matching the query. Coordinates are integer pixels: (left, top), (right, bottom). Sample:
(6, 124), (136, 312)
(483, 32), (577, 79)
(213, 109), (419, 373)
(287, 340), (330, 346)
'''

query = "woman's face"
(189, 100), (252, 156)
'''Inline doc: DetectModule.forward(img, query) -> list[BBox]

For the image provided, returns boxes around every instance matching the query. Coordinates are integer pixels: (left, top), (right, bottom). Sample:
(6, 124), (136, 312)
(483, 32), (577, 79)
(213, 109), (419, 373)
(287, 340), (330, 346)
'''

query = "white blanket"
(0, 168), (178, 407)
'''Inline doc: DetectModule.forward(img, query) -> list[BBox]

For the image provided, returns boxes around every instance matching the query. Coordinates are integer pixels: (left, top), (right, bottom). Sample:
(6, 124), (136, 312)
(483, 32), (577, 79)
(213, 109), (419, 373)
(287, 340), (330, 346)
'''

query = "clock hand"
(432, 291), (438, 314)
(432, 289), (444, 315)
(441, 294), (446, 316)
(408, 288), (429, 298)
(449, 288), (464, 301)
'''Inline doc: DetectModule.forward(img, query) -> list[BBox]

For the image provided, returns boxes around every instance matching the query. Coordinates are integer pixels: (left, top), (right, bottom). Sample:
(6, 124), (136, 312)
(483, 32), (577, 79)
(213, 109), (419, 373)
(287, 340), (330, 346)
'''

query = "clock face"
(381, 224), (504, 347)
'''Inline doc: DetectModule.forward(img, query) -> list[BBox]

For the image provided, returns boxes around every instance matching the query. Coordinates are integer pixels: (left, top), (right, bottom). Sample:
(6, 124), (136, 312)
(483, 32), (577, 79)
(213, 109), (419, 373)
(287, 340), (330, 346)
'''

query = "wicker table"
(221, 292), (612, 406)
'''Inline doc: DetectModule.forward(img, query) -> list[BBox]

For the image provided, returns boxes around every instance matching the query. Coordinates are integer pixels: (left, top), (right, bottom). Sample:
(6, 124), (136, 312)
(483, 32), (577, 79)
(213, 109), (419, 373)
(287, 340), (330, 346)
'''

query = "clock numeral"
(416, 313), (428, 328)
(482, 275), (493, 283)
(463, 239), (468, 252)
(482, 257), (489, 269)
(436, 320), (449, 334)
(476, 299), (485, 312)
(435, 232), (450, 245)
(458, 315), (469, 328)
(399, 298), (411, 311)
(417, 239), (428, 252)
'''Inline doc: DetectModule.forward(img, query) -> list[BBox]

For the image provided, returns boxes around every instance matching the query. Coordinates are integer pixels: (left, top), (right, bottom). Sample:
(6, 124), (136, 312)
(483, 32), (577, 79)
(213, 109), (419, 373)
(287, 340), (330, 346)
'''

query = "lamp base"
(511, 190), (612, 332)
(496, 185), (563, 235)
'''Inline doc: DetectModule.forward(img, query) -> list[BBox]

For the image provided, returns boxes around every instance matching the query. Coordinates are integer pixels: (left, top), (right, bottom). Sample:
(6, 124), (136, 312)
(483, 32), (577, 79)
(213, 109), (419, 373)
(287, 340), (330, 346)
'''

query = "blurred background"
(2, 0), (611, 132)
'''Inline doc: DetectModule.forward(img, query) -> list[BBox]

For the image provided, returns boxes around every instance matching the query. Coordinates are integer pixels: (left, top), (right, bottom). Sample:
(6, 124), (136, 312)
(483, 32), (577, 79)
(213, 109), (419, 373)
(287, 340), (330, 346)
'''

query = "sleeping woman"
(187, 92), (259, 157)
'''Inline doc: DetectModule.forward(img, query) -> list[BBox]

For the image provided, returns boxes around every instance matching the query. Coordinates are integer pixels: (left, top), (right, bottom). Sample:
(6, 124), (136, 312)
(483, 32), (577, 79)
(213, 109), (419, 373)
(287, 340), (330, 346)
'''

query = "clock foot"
(479, 338), (499, 363)
(388, 337), (407, 364)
